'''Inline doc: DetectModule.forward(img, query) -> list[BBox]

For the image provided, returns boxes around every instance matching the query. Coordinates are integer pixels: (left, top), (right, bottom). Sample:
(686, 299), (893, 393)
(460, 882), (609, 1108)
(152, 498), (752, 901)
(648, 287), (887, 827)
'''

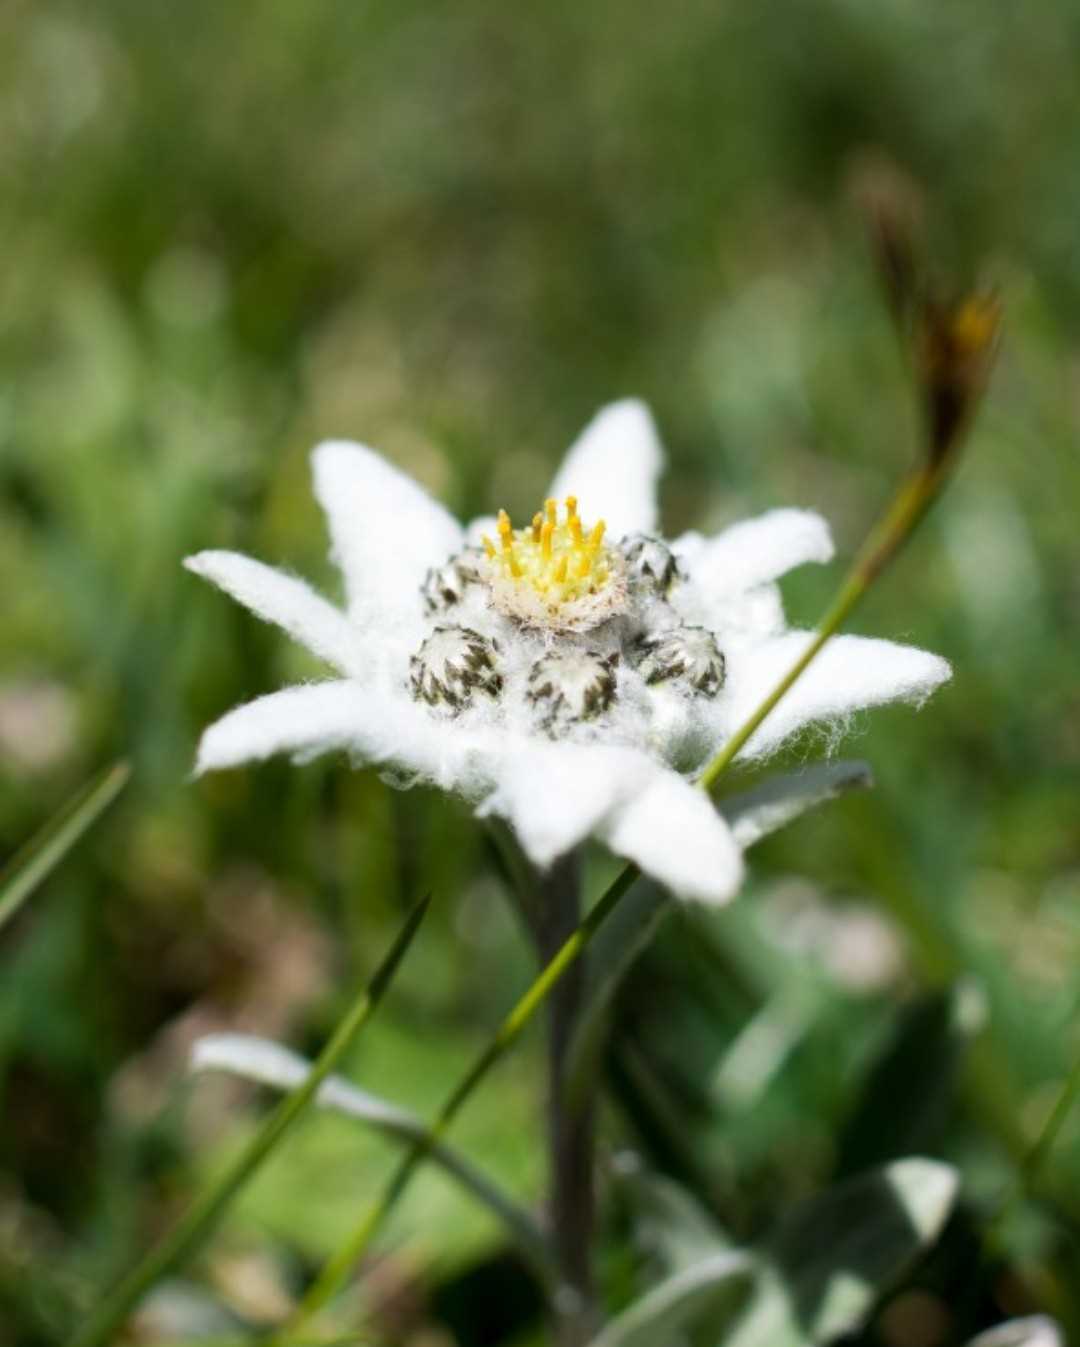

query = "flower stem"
(1022, 1050), (1080, 1194)
(534, 852), (598, 1347)
(69, 894), (432, 1347)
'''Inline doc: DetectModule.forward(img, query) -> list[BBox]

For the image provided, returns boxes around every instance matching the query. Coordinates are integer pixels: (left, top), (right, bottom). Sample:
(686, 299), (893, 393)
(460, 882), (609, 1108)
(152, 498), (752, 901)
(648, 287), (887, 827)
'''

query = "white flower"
(186, 400), (950, 905)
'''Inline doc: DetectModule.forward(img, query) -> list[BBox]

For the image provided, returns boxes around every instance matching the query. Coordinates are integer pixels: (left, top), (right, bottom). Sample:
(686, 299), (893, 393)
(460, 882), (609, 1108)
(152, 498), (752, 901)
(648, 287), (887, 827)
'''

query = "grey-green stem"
(534, 851), (598, 1347)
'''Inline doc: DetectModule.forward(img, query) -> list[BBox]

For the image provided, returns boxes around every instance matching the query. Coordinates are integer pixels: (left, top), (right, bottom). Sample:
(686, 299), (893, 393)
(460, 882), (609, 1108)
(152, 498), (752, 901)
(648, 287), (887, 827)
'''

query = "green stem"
(276, 453), (965, 1339)
(1023, 1050), (1080, 1196)
(979, 1038), (1080, 1305)
(0, 760), (130, 935)
(534, 852), (597, 1347)
(70, 894), (432, 1347)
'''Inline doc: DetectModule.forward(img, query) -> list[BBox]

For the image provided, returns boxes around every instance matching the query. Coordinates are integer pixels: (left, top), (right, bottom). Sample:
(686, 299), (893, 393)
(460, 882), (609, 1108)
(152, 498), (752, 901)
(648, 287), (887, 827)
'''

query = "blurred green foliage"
(2, 2), (1080, 1344)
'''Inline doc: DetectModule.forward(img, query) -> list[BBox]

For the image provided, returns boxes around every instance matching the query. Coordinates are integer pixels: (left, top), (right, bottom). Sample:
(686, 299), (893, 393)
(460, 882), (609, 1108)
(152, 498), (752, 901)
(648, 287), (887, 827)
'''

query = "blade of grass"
(0, 760), (130, 934)
(70, 893), (433, 1347)
(1021, 1050), (1080, 1195)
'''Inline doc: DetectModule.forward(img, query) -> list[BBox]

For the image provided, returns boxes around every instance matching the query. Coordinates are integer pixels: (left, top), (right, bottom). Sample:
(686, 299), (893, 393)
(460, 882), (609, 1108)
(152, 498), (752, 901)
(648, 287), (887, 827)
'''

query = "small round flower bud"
(526, 649), (619, 733)
(620, 534), (680, 596)
(410, 626), (502, 711)
(632, 626), (725, 697)
(420, 549), (483, 615)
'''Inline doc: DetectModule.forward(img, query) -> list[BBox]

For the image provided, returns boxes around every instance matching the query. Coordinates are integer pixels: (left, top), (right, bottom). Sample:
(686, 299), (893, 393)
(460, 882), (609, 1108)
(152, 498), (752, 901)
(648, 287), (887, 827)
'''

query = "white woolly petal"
(717, 632), (952, 760)
(465, 514), (499, 547)
(599, 770), (744, 906)
(478, 743), (656, 869)
(672, 580), (787, 640)
(197, 682), (362, 772)
(677, 508), (834, 600)
(185, 551), (368, 677)
(479, 744), (743, 906)
(195, 681), (495, 789)
(311, 440), (464, 633)
(547, 400), (664, 540)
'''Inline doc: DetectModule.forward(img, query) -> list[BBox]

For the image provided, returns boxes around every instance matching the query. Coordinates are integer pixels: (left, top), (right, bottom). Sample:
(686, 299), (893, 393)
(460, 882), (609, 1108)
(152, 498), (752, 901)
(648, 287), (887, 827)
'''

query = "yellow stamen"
(500, 532), (522, 577)
(480, 494), (624, 628)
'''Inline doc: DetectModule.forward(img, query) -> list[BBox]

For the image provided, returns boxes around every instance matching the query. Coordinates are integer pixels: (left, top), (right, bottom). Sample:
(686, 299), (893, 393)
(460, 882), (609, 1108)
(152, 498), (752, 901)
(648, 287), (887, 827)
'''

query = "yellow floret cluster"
(482, 497), (627, 632)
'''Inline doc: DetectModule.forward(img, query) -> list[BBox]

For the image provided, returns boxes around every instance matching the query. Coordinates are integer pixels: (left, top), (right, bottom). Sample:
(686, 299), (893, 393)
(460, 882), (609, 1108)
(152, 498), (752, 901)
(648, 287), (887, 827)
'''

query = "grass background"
(2, 2), (1080, 1343)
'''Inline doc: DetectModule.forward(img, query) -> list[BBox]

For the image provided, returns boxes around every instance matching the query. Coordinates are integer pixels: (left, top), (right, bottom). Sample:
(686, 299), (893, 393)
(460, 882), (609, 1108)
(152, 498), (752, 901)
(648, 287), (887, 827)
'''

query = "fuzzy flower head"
(482, 499), (628, 632)
(187, 401), (950, 905)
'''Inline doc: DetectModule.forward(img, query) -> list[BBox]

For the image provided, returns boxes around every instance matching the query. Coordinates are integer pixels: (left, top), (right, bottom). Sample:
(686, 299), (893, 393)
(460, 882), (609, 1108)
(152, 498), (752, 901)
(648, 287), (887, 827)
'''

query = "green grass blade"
(0, 760), (131, 934)
(70, 893), (433, 1347)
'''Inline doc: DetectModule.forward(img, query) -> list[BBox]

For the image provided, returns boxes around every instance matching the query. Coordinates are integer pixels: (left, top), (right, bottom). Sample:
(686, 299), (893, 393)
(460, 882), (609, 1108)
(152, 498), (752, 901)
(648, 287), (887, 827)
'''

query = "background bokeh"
(2, 3), (1080, 1343)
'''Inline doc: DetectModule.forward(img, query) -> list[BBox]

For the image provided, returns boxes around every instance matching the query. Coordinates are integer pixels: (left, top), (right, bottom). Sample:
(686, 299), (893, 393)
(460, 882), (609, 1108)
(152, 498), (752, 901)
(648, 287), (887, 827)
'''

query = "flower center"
(481, 497), (627, 632)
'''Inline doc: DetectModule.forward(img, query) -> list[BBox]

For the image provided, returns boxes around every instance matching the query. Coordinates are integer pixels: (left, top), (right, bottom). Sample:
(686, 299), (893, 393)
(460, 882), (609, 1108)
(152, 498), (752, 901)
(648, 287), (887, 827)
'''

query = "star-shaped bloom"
(186, 401), (949, 905)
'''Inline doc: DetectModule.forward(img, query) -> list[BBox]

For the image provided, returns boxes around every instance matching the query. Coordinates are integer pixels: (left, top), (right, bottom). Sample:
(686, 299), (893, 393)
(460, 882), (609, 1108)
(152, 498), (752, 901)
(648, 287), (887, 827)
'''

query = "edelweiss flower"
(187, 401), (949, 905)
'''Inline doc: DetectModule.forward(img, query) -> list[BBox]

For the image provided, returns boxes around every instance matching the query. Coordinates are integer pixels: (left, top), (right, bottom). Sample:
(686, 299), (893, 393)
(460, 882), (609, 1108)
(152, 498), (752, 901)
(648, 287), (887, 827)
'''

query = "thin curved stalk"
(0, 760), (130, 934)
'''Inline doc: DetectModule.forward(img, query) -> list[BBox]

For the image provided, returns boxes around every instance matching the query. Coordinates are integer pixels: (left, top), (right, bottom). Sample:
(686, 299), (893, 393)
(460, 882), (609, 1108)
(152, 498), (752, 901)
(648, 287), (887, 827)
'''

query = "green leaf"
(966, 1319), (1063, 1347)
(720, 1158), (959, 1346)
(594, 1158), (956, 1347)
(564, 762), (873, 1108)
(835, 982), (987, 1176)
(586, 1250), (756, 1347)
(617, 1169), (732, 1275)
(564, 876), (670, 1110)
(0, 760), (130, 934)
(190, 1031), (555, 1285)
(718, 760), (874, 850)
